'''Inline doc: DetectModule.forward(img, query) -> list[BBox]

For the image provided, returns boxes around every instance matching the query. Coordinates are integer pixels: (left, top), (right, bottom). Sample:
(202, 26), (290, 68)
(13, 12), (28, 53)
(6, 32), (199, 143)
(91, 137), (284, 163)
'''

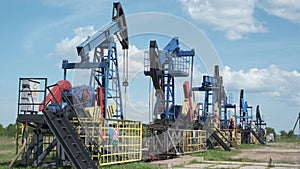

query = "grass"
(173, 159), (203, 168)
(173, 163), (185, 168)
(230, 157), (260, 163)
(0, 162), (160, 169)
(191, 146), (263, 163)
(268, 137), (300, 149)
(0, 153), (15, 163)
(101, 162), (161, 169)
(0, 136), (160, 169)
(1, 136), (298, 169)
(276, 137), (300, 143)
(173, 159), (206, 168)
(0, 137), (15, 151)
(188, 159), (202, 164)
(238, 143), (265, 149)
(1, 160), (160, 169)
(192, 149), (239, 161)
(0, 136), (16, 168)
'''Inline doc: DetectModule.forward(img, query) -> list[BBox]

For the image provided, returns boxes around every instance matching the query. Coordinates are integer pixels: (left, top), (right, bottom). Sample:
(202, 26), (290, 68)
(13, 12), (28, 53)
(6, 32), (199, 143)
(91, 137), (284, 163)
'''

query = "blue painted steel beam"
(62, 60), (109, 69)
(178, 50), (195, 56)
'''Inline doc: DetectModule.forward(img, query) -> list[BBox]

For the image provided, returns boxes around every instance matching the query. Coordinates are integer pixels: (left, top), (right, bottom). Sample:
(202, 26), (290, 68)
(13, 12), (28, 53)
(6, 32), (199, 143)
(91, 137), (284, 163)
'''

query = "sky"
(0, 0), (300, 133)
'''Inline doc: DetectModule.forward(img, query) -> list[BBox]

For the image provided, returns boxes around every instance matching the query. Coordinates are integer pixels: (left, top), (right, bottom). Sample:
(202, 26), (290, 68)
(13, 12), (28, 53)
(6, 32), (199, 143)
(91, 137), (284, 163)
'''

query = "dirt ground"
(150, 141), (300, 169)
(231, 142), (300, 164)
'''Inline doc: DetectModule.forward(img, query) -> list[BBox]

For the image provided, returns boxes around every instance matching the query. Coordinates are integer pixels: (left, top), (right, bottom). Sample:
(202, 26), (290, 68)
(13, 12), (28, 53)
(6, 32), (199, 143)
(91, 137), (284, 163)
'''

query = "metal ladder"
(43, 109), (97, 169)
(250, 130), (265, 144)
(206, 127), (231, 151)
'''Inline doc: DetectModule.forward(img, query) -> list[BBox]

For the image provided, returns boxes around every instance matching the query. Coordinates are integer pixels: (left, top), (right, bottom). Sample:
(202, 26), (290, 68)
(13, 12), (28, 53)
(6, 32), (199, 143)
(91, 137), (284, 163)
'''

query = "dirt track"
(231, 142), (300, 164)
(150, 141), (300, 169)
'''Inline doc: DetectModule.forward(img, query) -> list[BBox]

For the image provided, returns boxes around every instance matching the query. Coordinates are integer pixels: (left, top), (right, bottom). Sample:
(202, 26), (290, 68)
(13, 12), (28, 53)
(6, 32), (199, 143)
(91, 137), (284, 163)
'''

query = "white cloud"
(49, 25), (96, 61)
(178, 0), (267, 40)
(223, 64), (300, 105)
(128, 49), (145, 77)
(178, 0), (300, 40)
(124, 99), (150, 122)
(117, 43), (145, 81)
(258, 0), (300, 23)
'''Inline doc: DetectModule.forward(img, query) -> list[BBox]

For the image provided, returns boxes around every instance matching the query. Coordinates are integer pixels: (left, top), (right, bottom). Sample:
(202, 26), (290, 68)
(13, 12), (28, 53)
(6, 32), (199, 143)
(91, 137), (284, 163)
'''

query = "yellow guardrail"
(166, 129), (206, 154)
(16, 117), (143, 166)
(71, 118), (142, 166)
(182, 129), (206, 153)
(220, 129), (242, 146)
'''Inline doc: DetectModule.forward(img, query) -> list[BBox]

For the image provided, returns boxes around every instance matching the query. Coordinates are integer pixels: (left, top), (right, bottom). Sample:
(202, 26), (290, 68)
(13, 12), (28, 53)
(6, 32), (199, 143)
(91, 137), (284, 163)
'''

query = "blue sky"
(0, 0), (300, 133)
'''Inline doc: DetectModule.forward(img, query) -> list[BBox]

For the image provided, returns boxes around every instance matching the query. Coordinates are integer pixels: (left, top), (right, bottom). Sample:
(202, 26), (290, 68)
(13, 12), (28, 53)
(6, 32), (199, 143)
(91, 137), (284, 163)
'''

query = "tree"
(287, 130), (295, 138)
(266, 127), (276, 140)
(280, 130), (287, 138)
(0, 124), (3, 136)
(4, 123), (16, 137)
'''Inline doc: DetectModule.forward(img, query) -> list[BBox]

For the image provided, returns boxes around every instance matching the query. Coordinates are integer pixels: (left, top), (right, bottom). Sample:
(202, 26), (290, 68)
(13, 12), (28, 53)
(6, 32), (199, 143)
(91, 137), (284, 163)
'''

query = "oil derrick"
(13, 3), (142, 168)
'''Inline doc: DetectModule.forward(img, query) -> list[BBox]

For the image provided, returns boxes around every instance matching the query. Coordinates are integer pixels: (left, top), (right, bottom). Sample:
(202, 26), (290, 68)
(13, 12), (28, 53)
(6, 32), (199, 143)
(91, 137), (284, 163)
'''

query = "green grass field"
(0, 137), (16, 169)
(1, 136), (298, 168)
(0, 137), (160, 169)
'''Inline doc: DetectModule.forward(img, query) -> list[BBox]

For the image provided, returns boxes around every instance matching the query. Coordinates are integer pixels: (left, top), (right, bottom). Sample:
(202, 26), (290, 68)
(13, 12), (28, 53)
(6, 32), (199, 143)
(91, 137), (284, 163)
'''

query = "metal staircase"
(43, 109), (97, 169)
(206, 127), (231, 151)
(250, 130), (265, 144)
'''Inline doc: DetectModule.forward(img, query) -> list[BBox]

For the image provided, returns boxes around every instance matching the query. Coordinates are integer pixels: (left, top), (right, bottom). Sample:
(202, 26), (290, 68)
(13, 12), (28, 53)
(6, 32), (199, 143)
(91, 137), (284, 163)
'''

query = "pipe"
(8, 138), (27, 169)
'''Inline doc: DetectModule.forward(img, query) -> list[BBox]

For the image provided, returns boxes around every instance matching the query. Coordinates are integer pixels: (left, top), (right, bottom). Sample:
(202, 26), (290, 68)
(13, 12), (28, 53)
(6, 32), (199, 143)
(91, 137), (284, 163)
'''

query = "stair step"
(43, 109), (97, 169)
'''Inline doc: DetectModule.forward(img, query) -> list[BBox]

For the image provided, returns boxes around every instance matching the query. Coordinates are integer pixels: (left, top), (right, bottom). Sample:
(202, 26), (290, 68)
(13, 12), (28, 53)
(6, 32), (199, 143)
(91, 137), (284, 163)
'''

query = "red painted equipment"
(39, 80), (72, 111)
(183, 81), (194, 122)
(96, 87), (105, 118)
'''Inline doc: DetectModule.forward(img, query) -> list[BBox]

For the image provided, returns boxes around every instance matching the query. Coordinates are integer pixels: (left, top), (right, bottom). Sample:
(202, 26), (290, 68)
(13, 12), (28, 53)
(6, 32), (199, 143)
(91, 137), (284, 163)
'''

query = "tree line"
(0, 123), (16, 137)
(0, 123), (297, 140)
(266, 127), (298, 140)
(279, 129), (296, 138)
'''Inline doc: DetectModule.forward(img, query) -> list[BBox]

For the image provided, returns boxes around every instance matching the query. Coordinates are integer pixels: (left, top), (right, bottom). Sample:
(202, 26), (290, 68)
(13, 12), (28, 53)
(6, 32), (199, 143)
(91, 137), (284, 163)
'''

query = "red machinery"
(39, 80), (72, 111)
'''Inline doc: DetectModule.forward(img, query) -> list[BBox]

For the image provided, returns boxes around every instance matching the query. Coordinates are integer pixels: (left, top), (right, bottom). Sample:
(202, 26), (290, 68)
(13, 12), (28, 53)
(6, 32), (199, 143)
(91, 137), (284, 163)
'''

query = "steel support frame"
(19, 128), (58, 167)
(94, 41), (123, 119)
(62, 40), (124, 120)
(149, 128), (206, 156)
(149, 129), (183, 155)
(161, 73), (175, 119)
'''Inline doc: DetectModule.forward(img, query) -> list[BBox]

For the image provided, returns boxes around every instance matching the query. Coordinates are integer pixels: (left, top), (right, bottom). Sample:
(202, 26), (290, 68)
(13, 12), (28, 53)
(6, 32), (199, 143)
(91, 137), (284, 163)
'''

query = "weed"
(101, 162), (161, 169)
(188, 159), (201, 164)
(238, 143), (264, 149)
(268, 157), (275, 168)
(173, 163), (184, 168)
(193, 149), (239, 161)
